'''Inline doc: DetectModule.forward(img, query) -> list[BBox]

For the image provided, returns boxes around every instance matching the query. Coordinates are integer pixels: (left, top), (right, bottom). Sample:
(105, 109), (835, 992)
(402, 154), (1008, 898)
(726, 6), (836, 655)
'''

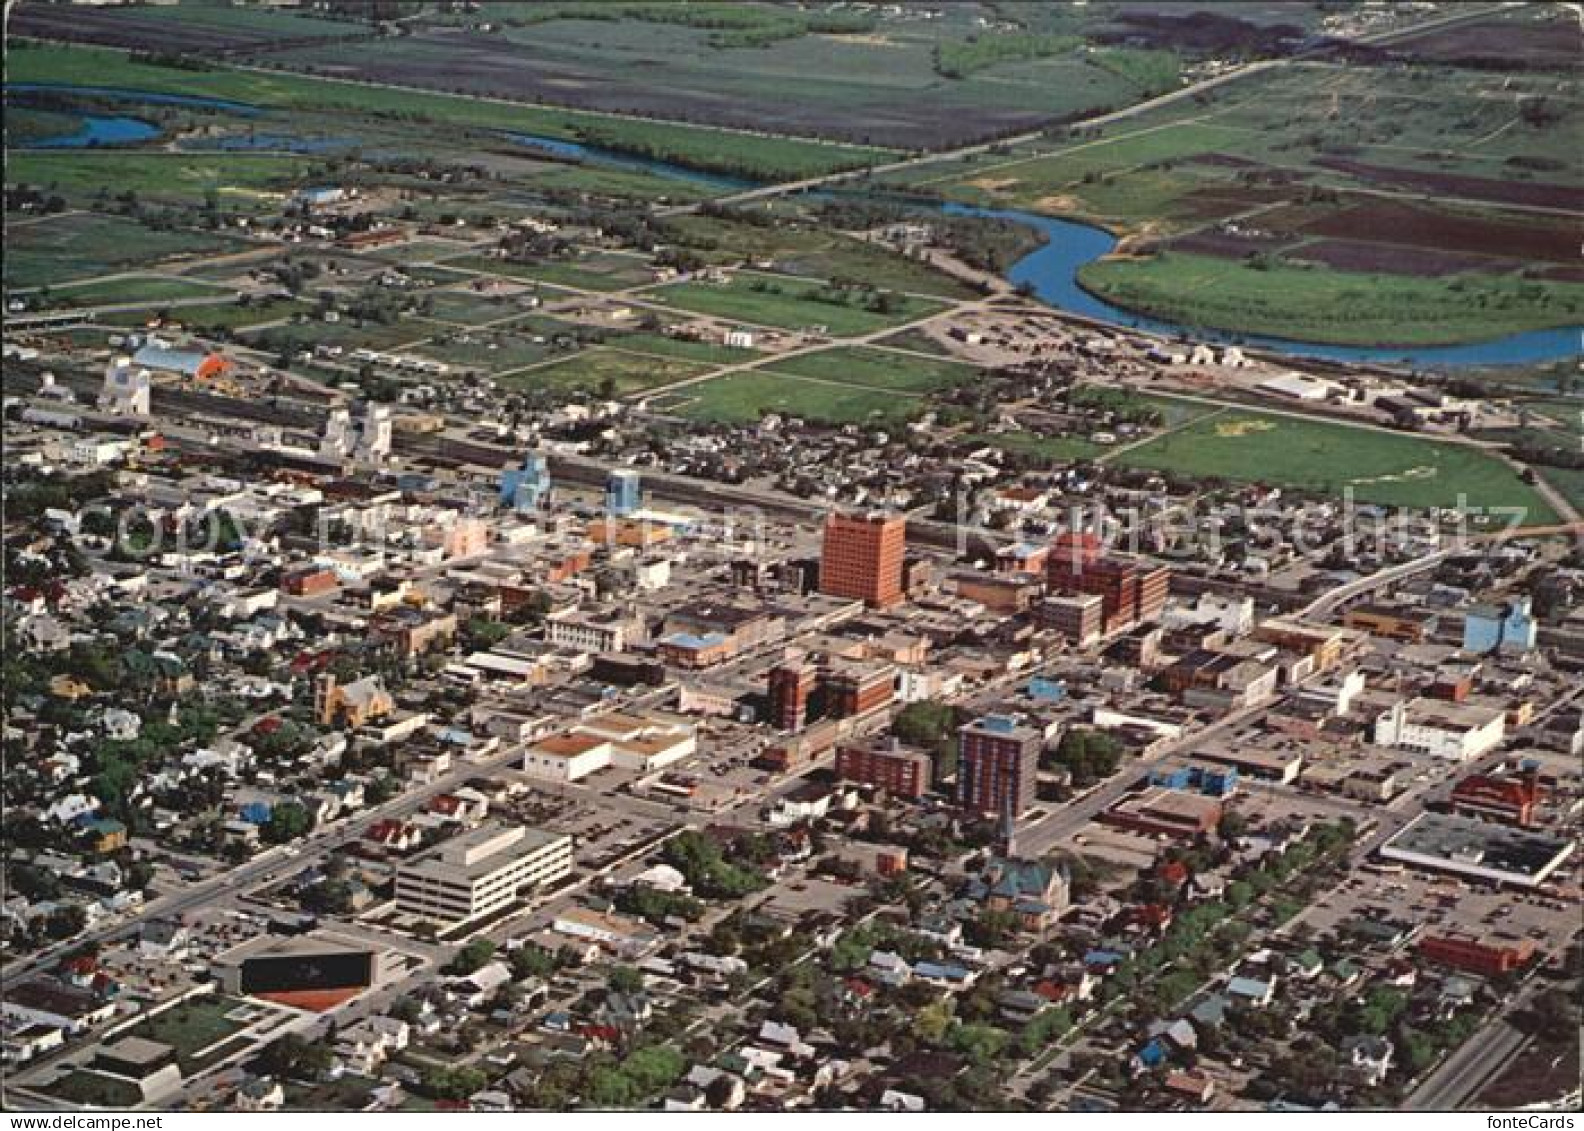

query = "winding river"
(9, 82), (1580, 369)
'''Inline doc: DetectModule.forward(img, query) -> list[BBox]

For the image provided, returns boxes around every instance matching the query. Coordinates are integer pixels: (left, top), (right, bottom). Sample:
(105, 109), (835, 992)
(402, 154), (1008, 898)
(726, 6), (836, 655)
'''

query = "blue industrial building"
(1462, 597), (1536, 654)
(1148, 760), (1238, 798)
(500, 453), (551, 512)
(606, 468), (642, 516)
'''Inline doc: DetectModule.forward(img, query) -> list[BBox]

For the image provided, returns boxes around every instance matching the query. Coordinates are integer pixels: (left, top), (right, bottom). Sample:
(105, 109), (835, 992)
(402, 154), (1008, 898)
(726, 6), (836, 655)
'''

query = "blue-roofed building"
(966, 855), (1069, 930)
(1148, 760), (1239, 798)
(1027, 676), (1066, 702)
(132, 342), (227, 379)
(1135, 1038), (1167, 1069)
(606, 469), (641, 516)
(913, 960), (974, 988)
(1462, 597), (1537, 654)
(239, 801), (272, 825)
(501, 453), (551, 513)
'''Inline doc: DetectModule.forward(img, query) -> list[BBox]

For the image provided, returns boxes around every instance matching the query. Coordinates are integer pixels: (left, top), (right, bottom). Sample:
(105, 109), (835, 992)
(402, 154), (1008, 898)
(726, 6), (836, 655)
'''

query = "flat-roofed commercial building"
(835, 737), (933, 799)
(1374, 697), (1506, 761)
(396, 824), (573, 924)
(1378, 812), (1574, 889)
(1100, 788), (1223, 839)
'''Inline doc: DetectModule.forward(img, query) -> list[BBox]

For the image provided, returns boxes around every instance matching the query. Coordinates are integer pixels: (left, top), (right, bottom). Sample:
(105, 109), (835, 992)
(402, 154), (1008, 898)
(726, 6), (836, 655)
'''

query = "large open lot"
(648, 277), (945, 336)
(1116, 409), (1558, 519)
(5, 213), (247, 289)
(658, 370), (923, 427)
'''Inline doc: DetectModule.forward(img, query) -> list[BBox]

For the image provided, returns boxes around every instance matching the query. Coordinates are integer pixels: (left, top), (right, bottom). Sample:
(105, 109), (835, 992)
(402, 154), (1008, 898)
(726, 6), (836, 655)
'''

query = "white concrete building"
(395, 824), (572, 924)
(1373, 698), (1506, 761)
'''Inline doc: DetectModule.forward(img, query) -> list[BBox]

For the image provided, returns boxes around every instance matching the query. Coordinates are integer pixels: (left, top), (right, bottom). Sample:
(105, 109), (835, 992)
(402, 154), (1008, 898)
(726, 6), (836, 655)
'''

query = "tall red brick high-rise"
(1046, 531), (1169, 634)
(957, 715), (1040, 819)
(767, 660), (816, 732)
(820, 512), (906, 608)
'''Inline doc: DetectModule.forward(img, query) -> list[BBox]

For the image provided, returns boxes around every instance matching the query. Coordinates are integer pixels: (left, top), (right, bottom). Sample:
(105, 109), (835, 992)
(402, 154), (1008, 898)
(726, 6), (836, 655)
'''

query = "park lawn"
(968, 431), (1105, 461)
(766, 346), (978, 393)
(125, 996), (249, 1068)
(503, 347), (714, 394)
(5, 213), (246, 289)
(5, 150), (315, 212)
(649, 277), (945, 336)
(40, 274), (233, 308)
(670, 370), (923, 426)
(5, 42), (894, 181)
(1537, 466), (1584, 515)
(1116, 410), (1557, 520)
(43, 1071), (143, 1108)
(1079, 252), (1584, 347)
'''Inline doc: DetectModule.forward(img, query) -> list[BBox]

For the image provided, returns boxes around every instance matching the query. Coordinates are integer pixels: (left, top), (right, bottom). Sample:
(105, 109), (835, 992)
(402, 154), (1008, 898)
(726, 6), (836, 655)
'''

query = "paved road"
(1404, 976), (1547, 1110)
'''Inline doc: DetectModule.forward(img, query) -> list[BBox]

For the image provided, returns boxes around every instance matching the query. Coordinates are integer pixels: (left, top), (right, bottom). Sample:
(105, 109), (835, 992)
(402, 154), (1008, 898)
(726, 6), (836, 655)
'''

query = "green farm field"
(1116, 411), (1557, 519)
(5, 41), (893, 181)
(1079, 253), (1584, 347)
(649, 278), (944, 336)
(6, 149), (315, 212)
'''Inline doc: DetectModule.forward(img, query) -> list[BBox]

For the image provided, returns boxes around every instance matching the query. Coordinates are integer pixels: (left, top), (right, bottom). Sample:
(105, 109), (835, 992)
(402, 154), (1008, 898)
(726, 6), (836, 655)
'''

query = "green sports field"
(1116, 410), (1557, 519)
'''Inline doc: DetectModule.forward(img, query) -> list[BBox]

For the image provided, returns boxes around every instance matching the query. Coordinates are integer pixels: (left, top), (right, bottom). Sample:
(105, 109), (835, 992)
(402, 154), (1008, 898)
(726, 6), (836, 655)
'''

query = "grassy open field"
(1537, 466), (1584, 514)
(503, 348), (714, 395)
(215, 8), (1172, 149)
(6, 149), (314, 211)
(604, 331), (759, 364)
(36, 274), (232, 308)
(879, 52), (1583, 347)
(1079, 252), (1584, 346)
(1116, 410), (1556, 519)
(5, 213), (245, 289)
(125, 996), (249, 1069)
(649, 278), (944, 336)
(4, 41), (893, 181)
(100, 295), (314, 333)
(665, 370), (921, 427)
(245, 317), (448, 357)
(42, 1071), (143, 1108)
(657, 213), (982, 300)
(765, 346), (978, 393)
(13, 1), (366, 51)
(445, 252), (654, 293)
(968, 431), (1106, 462)
(409, 318), (598, 375)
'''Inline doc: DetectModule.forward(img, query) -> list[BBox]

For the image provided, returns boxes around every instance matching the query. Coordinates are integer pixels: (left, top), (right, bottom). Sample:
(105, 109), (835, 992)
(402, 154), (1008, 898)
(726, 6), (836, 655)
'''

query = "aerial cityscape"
(1, 0), (1581, 1117)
